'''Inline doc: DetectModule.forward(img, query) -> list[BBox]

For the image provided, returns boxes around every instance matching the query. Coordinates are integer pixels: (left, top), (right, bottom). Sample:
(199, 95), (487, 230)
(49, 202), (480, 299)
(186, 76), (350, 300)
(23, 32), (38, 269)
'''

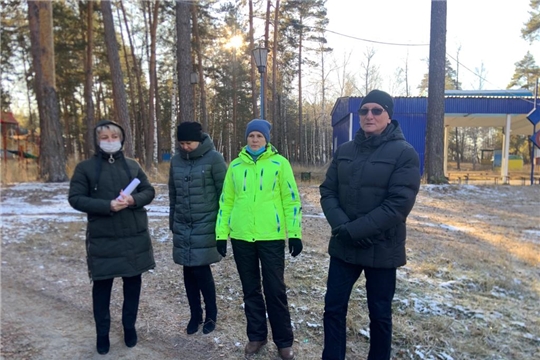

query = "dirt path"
(1, 182), (539, 359)
(1, 276), (194, 360)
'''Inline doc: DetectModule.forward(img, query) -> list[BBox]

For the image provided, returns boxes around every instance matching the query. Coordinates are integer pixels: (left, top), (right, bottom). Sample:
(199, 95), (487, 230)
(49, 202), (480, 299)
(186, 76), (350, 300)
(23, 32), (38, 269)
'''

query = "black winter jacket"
(169, 133), (227, 266)
(68, 120), (156, 280)
(320, 120), (420, 268)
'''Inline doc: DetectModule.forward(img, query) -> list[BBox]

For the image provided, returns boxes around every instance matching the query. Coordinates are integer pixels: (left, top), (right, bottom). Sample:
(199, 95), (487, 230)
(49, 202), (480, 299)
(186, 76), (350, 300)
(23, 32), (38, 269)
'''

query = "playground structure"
(0, 112), (40, 161)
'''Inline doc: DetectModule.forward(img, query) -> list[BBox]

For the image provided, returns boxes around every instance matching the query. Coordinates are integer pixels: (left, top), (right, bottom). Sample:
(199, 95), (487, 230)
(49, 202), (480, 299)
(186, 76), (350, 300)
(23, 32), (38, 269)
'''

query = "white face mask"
(99, 140), (122, 154)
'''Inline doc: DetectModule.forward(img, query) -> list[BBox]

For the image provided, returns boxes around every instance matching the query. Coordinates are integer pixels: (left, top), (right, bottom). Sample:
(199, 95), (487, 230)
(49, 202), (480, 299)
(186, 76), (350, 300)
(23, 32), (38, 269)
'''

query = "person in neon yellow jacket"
(216, 119), (302, 360)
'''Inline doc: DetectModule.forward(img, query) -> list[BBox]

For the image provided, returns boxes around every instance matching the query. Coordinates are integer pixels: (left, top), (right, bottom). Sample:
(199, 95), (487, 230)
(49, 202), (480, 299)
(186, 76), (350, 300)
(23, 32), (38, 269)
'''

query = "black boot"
(96, 335), (110, 355)
(124, 327), (137, 348)
(199, 266), (217, 334)
(203, 317), (216, 334)
(186, 313), (203, 334)
(93, 279), (113, 355)
(122, 275), (141, 347)
(184, 266), (203, 334)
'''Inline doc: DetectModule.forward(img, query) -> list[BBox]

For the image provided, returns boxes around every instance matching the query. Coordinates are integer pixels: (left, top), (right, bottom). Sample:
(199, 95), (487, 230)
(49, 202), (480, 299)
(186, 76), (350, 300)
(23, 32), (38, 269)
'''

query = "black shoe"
(186, 317), (203, 334)
(202, 318), (216, 334)
(124, 327), (137, 348)
(96, 335), (110, 355)
(245, 340), (268, 356)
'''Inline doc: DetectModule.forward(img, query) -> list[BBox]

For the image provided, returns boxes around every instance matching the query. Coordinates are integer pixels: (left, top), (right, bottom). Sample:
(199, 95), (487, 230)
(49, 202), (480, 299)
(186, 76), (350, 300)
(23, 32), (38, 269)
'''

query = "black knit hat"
(177, 122), (203, 141)
(360, 90), (394, 118)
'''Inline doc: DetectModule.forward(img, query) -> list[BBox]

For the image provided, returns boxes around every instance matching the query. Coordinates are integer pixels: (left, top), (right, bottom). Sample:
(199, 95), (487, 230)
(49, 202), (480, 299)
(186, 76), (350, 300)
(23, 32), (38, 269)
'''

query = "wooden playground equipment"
(0, 112), (40, 162)
(446, 162), (540, 185)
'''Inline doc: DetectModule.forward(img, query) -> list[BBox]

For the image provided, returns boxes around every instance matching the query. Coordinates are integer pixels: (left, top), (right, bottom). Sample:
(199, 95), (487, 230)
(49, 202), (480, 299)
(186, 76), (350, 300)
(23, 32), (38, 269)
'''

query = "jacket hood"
(354, 120), (405, 148)
(94, 120), (126, 154)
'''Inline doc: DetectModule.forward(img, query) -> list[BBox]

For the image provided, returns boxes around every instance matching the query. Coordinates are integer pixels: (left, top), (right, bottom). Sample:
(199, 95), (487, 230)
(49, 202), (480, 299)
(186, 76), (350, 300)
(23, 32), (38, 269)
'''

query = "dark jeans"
(231, 239), (293, 348)
(183, 265), (217, 320)
(322, 257), (396, 360)
(92, 274), (142, 336)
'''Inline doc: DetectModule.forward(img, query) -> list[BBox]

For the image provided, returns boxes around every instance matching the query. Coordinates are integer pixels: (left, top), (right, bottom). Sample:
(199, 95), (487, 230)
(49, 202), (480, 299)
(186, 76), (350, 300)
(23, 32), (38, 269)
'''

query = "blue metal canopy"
(330, 92), (539, 176)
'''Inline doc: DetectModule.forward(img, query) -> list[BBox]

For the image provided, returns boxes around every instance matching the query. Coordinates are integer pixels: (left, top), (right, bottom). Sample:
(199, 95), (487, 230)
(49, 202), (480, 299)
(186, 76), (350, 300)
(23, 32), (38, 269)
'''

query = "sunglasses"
(359, 108), (385, 116)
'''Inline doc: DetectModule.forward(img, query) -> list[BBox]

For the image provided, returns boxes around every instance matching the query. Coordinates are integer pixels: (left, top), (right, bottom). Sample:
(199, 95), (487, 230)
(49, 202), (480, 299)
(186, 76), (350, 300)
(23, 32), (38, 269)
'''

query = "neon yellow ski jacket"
(216, 145), (302, 242)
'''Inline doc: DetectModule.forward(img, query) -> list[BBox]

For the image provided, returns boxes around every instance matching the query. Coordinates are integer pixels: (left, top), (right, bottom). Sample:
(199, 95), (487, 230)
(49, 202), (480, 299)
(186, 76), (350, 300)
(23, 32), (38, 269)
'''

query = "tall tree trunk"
(455, 127), (461, 170)
(28, 1), (68, 182)
(249, 0), (257, 118)
(320, 42), (326, 164)
(100, 0), (133, 156)
(191, 5), (208, 130)
(83, 0), (95, 157)
(232, 52), (238, 151)
(116, 2), (138, 159)
(272, 0), (280, 151)
(142, 3), (151, 163)
(170, 63), (178, 155)
(154, 61), (162, 163)
(146, 0), (159, 171)
(119, 0), (146, 161)
(176, 1), (194, 124)
(20, 35), (35, 131)
(298, 25), (303, 164)
(263, 0), (271, 121)
(425, 0), (447, 183)
(62, 100), (72, 156)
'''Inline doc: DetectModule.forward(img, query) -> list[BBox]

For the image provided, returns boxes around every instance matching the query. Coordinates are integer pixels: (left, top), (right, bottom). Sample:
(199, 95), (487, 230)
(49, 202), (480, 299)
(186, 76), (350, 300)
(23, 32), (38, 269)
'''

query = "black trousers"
(231, 239), (293, 349)
(92, 274), (142, 336)
(322, 257), (396, 360)
(183, 265), (217, 320)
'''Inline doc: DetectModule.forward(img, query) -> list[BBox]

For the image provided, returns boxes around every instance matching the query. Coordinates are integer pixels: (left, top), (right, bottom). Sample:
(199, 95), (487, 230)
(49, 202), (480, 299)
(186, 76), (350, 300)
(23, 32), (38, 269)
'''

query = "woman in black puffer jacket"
(69, 120), (155, 355)
(168, 121), (227, 335)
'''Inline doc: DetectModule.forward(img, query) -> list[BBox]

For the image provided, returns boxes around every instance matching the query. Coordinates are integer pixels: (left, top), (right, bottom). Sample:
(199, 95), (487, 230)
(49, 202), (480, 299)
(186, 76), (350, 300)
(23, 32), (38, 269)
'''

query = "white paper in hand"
(117, 178), (141, 200)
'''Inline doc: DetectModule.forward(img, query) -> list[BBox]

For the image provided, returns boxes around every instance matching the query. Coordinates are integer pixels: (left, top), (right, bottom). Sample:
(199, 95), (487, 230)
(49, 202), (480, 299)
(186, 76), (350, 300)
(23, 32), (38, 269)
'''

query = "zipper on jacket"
(202, 169), (206, 200)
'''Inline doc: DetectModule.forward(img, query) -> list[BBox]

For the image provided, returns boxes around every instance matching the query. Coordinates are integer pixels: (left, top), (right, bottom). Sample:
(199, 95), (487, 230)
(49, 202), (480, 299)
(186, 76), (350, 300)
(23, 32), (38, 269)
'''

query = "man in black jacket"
(320, 90), (421, 360)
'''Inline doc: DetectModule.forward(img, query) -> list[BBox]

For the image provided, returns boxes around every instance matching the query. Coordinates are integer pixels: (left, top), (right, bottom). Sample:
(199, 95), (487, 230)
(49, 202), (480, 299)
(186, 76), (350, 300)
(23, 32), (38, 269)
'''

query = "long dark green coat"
(69, 120), (155, 281)
(169, 133), (226, 266)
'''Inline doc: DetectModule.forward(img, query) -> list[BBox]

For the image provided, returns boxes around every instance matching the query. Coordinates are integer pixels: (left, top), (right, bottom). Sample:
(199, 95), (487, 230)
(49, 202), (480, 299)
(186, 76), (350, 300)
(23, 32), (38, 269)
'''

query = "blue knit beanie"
(245, 119), (271, 142)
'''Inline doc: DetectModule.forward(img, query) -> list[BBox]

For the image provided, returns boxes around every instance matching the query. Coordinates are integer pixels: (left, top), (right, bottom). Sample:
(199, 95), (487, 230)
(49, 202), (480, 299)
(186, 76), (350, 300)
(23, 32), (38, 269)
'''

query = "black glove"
(332, 224), (352, 243)
(332, 225), (373, 249)
(355, 237), (373, 249)
(216, 241), (227, 257)
(288, 238), (303, 257)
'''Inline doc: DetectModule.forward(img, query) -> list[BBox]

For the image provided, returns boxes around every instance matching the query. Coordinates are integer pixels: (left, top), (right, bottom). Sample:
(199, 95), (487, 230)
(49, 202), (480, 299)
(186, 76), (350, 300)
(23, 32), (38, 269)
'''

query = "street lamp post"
(252, 47), (268, 119)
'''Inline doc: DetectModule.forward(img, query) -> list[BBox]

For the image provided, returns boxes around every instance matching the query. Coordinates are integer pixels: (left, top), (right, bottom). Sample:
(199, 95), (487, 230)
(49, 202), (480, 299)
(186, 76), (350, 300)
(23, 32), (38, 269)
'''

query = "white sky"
(325, 0), (540, 94)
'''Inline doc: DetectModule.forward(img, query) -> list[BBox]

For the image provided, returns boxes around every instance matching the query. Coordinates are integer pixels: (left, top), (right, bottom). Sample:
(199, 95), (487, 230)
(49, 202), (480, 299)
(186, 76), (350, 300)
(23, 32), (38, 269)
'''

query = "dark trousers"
(231, 239), (293, 349)
(183, 265), (217, 320)
(92, 274), (142, 336)
(322, 257), (396, 360)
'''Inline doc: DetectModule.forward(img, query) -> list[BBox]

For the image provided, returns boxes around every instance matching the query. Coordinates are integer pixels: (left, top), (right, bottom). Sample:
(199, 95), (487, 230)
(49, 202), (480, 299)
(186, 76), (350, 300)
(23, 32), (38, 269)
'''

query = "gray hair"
(96, 124), (123, 141)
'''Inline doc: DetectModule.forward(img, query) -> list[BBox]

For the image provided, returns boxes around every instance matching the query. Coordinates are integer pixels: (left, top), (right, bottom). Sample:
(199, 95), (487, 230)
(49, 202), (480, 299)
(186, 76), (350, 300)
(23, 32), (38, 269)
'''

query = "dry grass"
(1, 157), (171, 186)
(1, 170), (540, 359)
(0, 159), (40, 184)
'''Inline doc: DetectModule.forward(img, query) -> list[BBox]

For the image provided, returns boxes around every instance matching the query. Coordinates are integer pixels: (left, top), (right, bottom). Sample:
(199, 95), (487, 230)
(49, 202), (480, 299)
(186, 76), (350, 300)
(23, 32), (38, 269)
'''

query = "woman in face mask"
(68, 120), (156, 355)
(215, 119), (303, 360)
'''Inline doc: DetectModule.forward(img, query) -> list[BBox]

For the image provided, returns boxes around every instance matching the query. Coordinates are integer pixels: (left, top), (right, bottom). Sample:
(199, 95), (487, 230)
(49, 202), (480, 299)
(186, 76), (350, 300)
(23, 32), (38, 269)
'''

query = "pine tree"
(425, 0), (448, 184)
(507, 51), (540, 90)
(522, 0), (540, 42)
